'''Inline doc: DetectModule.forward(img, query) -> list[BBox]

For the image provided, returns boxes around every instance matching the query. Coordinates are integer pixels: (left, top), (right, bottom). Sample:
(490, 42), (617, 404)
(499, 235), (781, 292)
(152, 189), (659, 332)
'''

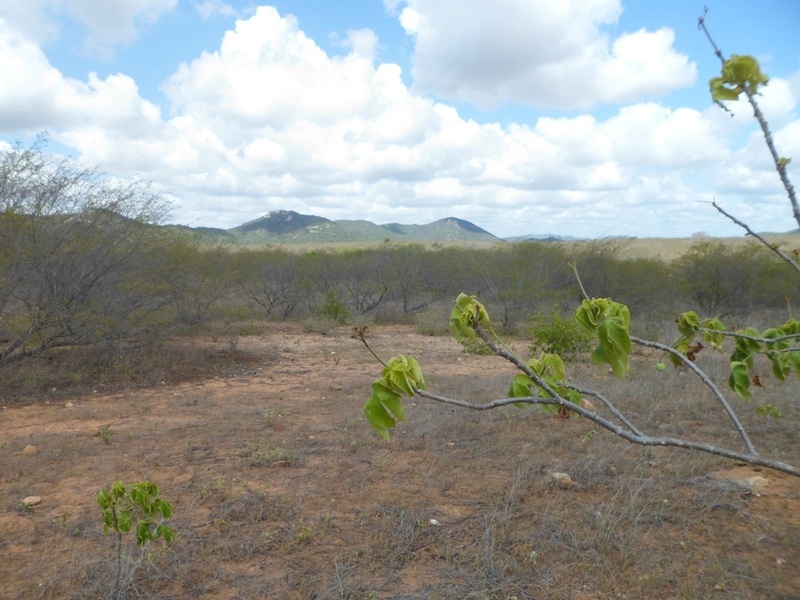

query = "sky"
(0, 1), (799, 239)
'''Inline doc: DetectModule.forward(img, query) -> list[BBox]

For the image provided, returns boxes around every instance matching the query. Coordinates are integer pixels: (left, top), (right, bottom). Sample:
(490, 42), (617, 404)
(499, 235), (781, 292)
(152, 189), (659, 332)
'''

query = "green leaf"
(594, 317), (631, 379)
(364, 391), (397, 440)
(710, 55), (769, 106)
(710, 77), (742, 102)
(723, 55), (769, 93)
(757, 404), (782, 418)
(508, 373), (533, 398)
(97, 490), (112, 509)
(729, 361), (752, 401)
(382, 354), (424, 396)
(117, 511), (132, 534)
(136, 521), (152, 546)
(701, 318), (726, 351)
(449, 294), (491, 342)
(575, 298), (610, 332)
(155, 498), (173, 519)
(677, 311), (701, 337)
(156, 524), (176, 544)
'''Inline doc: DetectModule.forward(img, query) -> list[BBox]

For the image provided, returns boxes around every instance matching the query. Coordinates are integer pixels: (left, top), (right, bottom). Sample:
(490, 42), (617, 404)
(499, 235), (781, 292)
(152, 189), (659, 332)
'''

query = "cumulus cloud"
(194, 0), (241, 21)
(0, 19), (164, 136)
(393, 0), (697, 109)
(0, 0), (176, 55)
(0, 3), (797, 238)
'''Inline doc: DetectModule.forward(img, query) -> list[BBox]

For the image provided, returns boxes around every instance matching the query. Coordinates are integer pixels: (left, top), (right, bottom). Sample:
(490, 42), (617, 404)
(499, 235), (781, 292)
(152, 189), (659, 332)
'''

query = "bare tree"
(0, 139), (171, 364)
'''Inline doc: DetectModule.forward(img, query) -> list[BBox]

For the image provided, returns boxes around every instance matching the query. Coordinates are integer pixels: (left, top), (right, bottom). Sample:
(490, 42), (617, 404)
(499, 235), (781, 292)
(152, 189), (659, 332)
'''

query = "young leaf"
(677, 311), (701, 337)
(449, 294), (491, 342)
(508, 373), (534, 398)
(363, 393), (396, 440)
(594, 317), (631, 379)
(729, 361), (752, 401)
(97, 490), (112, 509)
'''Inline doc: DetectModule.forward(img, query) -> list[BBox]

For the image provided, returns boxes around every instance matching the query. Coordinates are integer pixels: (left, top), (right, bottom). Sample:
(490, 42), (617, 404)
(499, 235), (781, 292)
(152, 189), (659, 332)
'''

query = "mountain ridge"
(177, 210), (502, 244)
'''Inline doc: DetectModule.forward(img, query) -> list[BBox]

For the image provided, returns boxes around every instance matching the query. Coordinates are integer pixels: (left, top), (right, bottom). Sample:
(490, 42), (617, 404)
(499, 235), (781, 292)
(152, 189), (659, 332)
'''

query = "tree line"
(1, 142), (797, 367)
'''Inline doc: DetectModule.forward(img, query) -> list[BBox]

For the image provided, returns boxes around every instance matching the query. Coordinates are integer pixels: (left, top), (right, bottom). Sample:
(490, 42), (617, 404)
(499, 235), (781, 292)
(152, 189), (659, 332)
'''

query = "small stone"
(21, 445), (38, 455)
(549, 472), (577, 489)
(745, 476), (769, 494)
(580, 398), (595, 411)
(64, 401), (74, 408)
(21, 496), (41, 506)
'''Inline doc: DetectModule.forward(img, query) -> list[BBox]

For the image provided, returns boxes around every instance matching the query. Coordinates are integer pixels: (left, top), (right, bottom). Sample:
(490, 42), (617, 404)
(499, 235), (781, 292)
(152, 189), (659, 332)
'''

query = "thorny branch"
(411, 323), (800, 478)
(698, 7), (800, 232)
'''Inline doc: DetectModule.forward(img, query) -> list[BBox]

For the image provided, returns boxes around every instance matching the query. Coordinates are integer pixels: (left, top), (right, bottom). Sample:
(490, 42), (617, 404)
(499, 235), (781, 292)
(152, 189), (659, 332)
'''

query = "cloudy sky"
(0, 0), (798, 238)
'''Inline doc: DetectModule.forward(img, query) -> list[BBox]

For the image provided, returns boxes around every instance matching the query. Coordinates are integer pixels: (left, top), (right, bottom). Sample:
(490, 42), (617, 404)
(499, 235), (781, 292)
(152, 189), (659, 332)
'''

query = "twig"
(631, 335), (756, 454)
(711, 200), (800, 274)
(698, 7), (800, 231)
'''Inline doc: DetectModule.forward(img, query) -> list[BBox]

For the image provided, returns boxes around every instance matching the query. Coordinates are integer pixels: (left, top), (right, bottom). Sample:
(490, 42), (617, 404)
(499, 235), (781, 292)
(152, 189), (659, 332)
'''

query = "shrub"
(319, 289), (349, 324)
(527, 309), (592, 358)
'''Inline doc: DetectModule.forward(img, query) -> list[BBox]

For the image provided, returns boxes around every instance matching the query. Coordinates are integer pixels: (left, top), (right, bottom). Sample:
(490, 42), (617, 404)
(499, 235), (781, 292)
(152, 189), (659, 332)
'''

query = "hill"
(180, 210), (501, 244)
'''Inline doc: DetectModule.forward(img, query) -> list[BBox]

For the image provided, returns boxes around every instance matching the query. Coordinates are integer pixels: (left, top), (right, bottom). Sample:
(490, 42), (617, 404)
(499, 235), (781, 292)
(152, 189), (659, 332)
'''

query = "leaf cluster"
(363, 355), (425, 440)
(508, 352), (581, 414)
(710, 54), (769, 110)
(575, 297), (632, 379)
(97, 480), (175, 546)
(673, 311), (800, 401)
(449, 293), (491, 343)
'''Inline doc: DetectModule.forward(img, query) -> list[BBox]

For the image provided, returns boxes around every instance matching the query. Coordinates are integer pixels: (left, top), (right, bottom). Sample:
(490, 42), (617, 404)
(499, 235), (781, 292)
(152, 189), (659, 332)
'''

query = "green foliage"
(508, 352), (582, 414)
(575, 297), (631, 379)
(363, 354), (425, 440)
(97, 480), (175, 546)
(528, 309), (593, 358)
(449, 293), (492, 342)
(97, 424), (116, 444)
(671, 311), (800, 401)
(674, 241), (795, 317)
(710, 54), (769, 109)
(97, 480), (174, 600)
(320, 288), (350, 324)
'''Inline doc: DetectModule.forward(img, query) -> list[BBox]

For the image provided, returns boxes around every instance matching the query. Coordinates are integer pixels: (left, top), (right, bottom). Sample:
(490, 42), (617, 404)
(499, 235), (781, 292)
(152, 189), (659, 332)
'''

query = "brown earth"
(2, 324), (799, 599)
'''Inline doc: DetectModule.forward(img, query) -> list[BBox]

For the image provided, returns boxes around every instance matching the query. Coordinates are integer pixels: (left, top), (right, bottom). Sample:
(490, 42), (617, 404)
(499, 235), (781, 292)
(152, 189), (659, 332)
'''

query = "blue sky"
(0, 0), (798, 238)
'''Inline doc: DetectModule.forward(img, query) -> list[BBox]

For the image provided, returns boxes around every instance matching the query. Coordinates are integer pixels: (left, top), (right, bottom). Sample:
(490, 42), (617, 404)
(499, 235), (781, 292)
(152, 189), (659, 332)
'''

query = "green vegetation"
(97, 480), (174, 600)
(357, 23), (800, 478)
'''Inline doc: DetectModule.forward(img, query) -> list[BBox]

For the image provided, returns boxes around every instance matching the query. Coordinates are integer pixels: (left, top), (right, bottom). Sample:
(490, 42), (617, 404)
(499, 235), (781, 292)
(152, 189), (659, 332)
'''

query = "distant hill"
(177, 210), (501, 244)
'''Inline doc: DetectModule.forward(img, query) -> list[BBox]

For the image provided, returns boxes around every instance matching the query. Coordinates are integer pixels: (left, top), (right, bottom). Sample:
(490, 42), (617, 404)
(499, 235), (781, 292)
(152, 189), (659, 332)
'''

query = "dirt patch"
(2, 324), (799, 599)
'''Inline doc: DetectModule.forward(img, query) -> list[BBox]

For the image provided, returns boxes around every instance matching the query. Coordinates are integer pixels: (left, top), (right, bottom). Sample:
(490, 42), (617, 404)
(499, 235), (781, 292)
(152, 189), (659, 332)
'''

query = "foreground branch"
(409, 323), (799, 478)
(698, 8), (800, 231)
(415, 387), (800, 478)
(711, 200), (800, 275)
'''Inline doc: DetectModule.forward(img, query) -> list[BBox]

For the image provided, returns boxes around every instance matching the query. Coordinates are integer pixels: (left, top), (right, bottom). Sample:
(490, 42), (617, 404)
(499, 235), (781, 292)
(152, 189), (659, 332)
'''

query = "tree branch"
(711, 200), (800, 275)
(631, 335), (757, 454)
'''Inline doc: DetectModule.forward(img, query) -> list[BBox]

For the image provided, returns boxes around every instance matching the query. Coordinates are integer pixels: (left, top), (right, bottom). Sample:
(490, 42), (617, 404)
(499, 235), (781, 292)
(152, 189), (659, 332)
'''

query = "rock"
(548, 472), (577, 489)
(21, 445), (38, 455)
(21, 496), (41, 506)
(744, 476), (770, 494)
(580, 398), (595, 411)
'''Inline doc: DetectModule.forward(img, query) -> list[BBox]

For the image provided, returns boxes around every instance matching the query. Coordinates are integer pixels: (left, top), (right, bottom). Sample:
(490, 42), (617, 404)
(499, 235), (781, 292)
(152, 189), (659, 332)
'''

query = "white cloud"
(194, 0), (241, 21)
(0, 0), (176, 55)
(0, 19), (164, 138)
(0, 4), (797, 238)
(393, 0), (696, 109)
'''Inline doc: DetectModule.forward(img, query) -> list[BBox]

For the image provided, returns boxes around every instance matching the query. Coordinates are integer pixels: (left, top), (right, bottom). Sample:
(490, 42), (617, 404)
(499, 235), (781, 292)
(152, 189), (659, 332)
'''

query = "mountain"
(179, 210), (501, 244)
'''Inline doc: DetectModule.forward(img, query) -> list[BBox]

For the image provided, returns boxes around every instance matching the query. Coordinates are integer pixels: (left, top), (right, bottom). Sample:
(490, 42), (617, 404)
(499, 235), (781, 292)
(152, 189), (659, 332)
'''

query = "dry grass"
(2, 324), (799, 599)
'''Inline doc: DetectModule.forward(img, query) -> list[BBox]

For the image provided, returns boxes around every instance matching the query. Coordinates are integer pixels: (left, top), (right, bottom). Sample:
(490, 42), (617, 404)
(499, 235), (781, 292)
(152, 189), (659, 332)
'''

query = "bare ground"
(2, 324), (799, 599)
